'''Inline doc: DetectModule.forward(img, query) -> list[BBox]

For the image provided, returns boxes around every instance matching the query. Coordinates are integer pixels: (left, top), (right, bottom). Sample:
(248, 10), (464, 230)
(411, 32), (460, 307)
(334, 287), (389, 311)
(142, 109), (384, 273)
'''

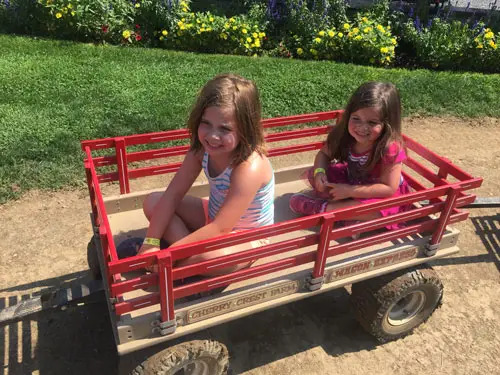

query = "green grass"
(1, 34), (499, 203)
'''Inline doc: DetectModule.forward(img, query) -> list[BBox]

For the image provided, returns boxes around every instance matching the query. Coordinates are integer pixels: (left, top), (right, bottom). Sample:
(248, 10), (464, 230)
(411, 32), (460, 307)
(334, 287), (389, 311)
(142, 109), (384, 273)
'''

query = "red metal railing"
(82, 110), (482, 323)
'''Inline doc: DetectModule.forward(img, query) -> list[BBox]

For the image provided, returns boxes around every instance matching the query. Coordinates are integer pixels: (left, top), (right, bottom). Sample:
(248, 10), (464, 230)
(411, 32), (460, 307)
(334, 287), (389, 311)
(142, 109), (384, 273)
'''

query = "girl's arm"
(313, 144), (331, 192)
(143, 150), (203, 240)
(171, 156), (270, 246)
(329, 162), (402, 200)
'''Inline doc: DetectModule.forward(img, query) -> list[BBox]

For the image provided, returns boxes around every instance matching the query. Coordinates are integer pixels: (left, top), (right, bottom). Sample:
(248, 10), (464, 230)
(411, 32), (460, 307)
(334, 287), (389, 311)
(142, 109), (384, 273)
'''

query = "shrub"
(295, 16), (396, 66)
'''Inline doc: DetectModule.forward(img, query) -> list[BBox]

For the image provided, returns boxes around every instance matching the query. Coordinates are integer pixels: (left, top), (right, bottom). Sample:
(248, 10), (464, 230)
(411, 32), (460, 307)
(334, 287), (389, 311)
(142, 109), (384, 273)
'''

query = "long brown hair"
(326, 81), (403, 172)
(187, 73), (266, 165)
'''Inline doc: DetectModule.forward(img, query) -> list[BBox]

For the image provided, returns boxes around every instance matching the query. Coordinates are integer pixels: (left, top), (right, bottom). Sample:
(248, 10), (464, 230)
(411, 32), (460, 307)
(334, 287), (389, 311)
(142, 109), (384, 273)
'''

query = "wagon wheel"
(132, 340), (229, 375)
(350, 265), (443, 343)
(87, 236), (102, 280)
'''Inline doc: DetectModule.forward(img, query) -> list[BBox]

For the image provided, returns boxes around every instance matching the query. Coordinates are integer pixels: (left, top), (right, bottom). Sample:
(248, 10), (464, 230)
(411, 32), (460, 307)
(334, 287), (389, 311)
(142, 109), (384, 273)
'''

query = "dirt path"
(1, 116), (499, 375)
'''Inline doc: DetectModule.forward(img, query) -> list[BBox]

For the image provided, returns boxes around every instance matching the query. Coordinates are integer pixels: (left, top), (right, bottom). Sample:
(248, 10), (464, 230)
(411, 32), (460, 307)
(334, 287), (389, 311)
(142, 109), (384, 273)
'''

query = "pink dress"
(308, 142), (411, 229)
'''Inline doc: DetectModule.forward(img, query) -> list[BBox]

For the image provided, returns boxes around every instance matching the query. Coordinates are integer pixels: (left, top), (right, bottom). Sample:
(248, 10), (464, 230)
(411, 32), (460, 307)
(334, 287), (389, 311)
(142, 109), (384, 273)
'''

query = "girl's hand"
(327, 183), (352, 201)
(314, 172), (328, 192)
(137, 244), (160, 272)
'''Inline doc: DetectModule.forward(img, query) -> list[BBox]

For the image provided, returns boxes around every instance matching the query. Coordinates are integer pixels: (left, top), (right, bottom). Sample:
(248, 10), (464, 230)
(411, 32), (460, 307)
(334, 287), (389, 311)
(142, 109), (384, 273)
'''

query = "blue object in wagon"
(116, 237), (169, 259)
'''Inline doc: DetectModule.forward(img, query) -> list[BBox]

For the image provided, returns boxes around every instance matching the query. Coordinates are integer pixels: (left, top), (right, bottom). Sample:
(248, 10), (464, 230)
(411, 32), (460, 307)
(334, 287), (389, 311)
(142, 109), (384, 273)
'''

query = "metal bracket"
(306, 275), (324, 291)
(424, 243), (440, 257)
(151, 318), (177, 336)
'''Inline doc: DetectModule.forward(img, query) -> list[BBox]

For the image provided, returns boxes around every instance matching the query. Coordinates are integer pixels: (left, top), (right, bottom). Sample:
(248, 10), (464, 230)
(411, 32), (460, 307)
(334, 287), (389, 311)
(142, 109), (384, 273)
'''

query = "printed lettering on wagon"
(325, 247), (418, 283)
(186, 281), (300, 324)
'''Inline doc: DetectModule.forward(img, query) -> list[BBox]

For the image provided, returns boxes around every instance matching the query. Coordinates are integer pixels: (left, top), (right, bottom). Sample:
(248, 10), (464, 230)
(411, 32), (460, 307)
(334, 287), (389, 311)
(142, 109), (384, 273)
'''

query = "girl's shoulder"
(232, 151), (273, 184)
(382, 141), (406, 164)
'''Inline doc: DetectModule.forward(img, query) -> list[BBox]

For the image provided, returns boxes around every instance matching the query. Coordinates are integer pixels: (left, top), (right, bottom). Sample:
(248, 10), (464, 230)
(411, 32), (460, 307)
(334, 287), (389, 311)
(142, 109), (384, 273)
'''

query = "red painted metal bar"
(429, 185), (462, 246)
(327, 210), (469, 259)
(115, 137), (130, 194)
(84, 163), (99, 226)
(111, 273), (158, 296)
(312, 213), (336, 279)
(115, 294), (160, 316)
(84, 147), (119, 262)
(157, 252), (175, 323)
(403, 135), (473, 181)
(268, 142), (324, 157)
(266, 126), (329, 143)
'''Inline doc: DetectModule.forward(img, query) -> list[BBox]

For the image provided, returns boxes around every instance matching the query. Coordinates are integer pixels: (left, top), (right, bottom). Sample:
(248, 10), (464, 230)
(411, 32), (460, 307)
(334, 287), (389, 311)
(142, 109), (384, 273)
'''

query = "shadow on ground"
(431, 214), (499, 272)
(2, 281), (377, 375)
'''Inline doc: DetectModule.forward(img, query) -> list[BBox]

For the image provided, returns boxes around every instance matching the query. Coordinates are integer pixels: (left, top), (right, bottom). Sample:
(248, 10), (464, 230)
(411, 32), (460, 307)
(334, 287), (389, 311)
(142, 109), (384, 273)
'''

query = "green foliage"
(402, 18), (499, 72)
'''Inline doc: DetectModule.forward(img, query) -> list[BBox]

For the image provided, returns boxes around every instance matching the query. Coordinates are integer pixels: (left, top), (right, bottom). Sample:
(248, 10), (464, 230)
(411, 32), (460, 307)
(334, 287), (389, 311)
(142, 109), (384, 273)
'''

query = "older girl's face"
(348, 107), (384, 148)
(198, 106), (239, 158)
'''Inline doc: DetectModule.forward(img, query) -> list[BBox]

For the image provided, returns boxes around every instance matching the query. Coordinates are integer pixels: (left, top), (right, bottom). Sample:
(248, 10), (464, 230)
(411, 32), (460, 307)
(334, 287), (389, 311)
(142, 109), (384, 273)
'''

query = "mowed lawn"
(1, 34), (499, 202)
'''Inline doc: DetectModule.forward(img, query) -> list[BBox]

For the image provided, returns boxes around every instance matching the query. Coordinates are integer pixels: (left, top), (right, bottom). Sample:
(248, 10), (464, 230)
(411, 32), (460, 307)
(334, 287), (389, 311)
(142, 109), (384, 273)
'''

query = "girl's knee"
(143, 192), (162, 220)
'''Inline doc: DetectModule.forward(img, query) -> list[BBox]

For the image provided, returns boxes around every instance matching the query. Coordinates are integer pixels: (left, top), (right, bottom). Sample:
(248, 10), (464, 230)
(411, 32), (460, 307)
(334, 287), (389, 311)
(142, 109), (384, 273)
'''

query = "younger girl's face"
(348, 107), (384, 147)
(198, 106), (239, 158)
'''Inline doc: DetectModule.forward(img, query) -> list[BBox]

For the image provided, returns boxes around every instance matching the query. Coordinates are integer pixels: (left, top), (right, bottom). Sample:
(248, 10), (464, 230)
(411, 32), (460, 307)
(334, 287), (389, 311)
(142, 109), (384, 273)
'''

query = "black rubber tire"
(87, 237), (102, 280)
(131, 340), (229, 375)
(350, 265), (443, 343)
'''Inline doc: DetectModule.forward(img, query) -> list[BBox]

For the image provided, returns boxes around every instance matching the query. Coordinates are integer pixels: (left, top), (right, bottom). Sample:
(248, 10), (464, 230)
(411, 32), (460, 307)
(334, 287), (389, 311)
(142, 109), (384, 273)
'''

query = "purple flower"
(415, 15), (421, 32)
(409, 7), (414, 18)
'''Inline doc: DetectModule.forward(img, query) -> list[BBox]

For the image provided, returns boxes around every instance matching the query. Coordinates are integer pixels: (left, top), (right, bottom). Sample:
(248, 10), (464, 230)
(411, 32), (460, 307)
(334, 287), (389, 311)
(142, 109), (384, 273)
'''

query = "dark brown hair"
(326, 81), (403, 172)
(187, 73), (266, 165)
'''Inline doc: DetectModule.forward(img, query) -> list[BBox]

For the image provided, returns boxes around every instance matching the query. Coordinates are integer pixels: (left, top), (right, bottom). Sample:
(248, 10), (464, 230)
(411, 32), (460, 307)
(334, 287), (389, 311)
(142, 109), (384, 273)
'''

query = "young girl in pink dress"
(289, 81), (410, 229)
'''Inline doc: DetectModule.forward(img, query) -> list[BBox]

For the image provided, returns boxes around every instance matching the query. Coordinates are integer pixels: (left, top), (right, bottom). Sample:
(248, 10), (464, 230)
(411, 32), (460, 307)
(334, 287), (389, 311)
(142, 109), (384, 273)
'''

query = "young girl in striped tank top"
(138, 74), (274, 275)
(290, 82), (411, 229)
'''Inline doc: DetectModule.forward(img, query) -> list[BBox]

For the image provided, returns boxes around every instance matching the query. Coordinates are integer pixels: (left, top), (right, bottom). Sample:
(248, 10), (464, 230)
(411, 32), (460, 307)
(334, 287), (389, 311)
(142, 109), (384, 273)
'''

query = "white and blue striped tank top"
(202, 152), (274, 231)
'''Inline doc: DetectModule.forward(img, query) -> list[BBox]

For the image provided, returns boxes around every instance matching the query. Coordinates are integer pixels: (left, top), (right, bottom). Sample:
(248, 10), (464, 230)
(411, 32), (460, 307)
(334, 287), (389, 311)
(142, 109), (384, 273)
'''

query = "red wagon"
(81, 110), (482, 374)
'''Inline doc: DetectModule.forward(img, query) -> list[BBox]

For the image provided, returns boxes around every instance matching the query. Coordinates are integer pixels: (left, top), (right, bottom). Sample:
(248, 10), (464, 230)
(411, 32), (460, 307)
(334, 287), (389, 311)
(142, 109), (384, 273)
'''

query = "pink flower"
(135, 34), (142, 41)
(101, 25), (109, 33)
(135, 24), (140, 29)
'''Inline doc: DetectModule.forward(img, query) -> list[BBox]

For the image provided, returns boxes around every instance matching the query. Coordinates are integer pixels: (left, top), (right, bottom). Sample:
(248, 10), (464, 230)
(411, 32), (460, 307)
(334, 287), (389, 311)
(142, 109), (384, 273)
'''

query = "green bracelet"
(143, 237), (161, 247)
(314, 167), (326, 177)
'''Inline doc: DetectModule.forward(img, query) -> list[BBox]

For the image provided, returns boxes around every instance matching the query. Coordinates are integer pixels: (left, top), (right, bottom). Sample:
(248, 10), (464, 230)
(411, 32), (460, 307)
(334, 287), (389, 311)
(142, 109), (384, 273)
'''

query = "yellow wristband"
(143, 237), (161, 247)
(314, 168), (326, 177)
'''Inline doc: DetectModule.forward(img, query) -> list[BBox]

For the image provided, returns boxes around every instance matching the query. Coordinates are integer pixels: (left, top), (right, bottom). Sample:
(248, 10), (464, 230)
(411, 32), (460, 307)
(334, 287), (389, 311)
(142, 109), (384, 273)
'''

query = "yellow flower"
(380, 47), (388, 53)
(206, 27), (212, 32)
(122, 30), (131, 39)
(233, 26), (237, 30)
(386, 56), (391, 61)
(376, 24), (385, 33)
(352, 27), (359, 34)
(489, 40), (496, 49)
(295, 48), (302, 55)
(337, 32), (343, 37)
(484, 31), (494, 39)
(182, 7), (188, 12)
(135, 3), (140, 8)
(310, 48), (318, 55)
(319, 30), (325, 37)
(354, 35), (362, 40)
(391, 38), (397, 45)
(314, 37), (322, 43)
(177, 21), (183, 27)
(162, 29), (168, 36)
(252, 32), (258, 38)
(244, 43), (250, 49)
(229, 17), (235, 23)
(477, 43), (483, 49)
(159, 36), (164, 41)
(328, 30), (334, 37)
(343, 23), (350, 30)
(247, 37), (252, 43)
(67, 3), (72, 8)
(363, 27), (372, 33)
(62, 7), (67, 13)
(71, 10), (75, 16)
(254, 39), (261, 47)
(220, 32), (228, 40)
(55, 12), (62, 18)
(199, 27), (205, 32)
(180, 25), (186, 30)
(259, 32), (265, 38)
(209, 16), (214, 22)
(242, 28), (247, 34)
(362, 17), (368, 22)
